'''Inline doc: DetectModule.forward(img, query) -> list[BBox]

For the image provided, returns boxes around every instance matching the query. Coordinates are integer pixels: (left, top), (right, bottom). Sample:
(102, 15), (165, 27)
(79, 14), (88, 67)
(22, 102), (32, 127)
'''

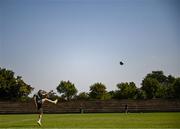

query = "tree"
(141, 71), (177, 99)
(116, 82), (137, 99)
(153, 75), (175, 99)
(108, 90), (117, 99)
(56, 80), (78, 100)
(144, 71), (176, 98)
(167, 75), (176, 84)
(76, 92), (89, 100)
(173, 78), (180, 98)
(89, 82), (108, 100)
(141, 77), (159, 99)
(0, 67), (34, 100)
(155, 84), (167, 98)
(146, 71), (167, 83)
(136, 88), (146, 99)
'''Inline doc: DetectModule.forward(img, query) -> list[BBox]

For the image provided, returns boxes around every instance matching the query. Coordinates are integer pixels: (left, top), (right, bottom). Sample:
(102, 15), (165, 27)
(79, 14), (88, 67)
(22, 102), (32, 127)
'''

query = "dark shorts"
(36, 100), (43, 112)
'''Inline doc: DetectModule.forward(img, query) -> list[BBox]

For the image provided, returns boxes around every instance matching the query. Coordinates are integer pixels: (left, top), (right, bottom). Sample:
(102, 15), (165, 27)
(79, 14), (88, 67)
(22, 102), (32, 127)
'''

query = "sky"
(0, 0), (180, 94)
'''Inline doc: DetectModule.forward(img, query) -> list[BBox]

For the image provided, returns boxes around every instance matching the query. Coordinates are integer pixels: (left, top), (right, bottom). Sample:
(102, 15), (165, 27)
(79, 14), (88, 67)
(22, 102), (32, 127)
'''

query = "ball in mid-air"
(119, 61), (124, 65)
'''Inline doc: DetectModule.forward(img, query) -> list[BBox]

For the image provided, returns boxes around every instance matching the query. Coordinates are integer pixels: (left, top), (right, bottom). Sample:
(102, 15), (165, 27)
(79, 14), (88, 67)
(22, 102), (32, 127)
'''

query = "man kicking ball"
(33, 90), (58, 126)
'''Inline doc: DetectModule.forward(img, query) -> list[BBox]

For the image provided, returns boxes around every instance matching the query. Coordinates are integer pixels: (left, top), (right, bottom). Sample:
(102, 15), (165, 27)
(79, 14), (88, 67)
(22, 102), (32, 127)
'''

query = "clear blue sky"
(0, 0), (180, 94)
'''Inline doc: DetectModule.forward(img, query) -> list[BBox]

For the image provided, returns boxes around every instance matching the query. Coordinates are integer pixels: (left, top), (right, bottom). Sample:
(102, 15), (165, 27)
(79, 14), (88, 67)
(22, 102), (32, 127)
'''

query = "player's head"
(38, 90), (47, 98)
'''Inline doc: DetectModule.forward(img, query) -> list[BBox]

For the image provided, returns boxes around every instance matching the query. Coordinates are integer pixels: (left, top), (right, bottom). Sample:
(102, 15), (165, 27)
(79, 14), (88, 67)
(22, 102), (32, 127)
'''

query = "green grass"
(0, 113), (180, 128)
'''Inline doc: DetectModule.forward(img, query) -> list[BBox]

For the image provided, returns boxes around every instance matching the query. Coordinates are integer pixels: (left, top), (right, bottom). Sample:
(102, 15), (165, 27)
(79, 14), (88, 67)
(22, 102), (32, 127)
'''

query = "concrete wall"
(0, 99), (180, 114)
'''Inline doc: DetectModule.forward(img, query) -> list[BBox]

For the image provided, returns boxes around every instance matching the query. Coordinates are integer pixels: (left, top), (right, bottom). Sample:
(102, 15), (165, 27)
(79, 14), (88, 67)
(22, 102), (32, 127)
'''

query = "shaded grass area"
(0, 113), (180, 128)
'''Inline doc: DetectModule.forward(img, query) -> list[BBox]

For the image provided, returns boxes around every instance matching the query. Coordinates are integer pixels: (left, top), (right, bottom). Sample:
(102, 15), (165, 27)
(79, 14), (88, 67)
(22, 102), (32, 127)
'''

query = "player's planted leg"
(37, 109), (43, 126)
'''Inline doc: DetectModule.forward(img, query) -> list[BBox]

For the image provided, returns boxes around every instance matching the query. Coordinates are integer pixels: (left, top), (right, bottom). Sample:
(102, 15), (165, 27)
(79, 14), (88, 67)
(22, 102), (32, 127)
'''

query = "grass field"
(0, 113), (180, 129)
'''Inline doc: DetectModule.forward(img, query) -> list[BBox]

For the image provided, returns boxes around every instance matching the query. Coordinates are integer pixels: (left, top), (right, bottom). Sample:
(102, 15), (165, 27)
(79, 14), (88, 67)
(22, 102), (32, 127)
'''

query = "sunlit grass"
(0, 112), (180, 128)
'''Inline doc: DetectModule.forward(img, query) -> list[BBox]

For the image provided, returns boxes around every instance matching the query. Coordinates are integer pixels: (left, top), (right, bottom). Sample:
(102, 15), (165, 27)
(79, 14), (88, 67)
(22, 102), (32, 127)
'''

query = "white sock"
(38, 115), (42, 122)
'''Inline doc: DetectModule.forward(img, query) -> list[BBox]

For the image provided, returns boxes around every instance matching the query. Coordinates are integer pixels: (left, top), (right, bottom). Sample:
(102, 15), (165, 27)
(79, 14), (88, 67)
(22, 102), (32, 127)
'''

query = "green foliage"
(76, 92), (89, 100)
(136, 88), (146, 99)
(146, 71), (167, 83)
(141, 77), (159, 99)
(141, 71), (177, 99)
(56, 80), (78, 100)
(115, 82), (137, 99)
(1, 66), (179, 101)
(173, 78), (180, 98)
(158, 75), (175, 99)
(89, 82), (109, 100)
(155, 84), (167, 98)
(0, 67), (34, 100)
(102, 92), (112, 100)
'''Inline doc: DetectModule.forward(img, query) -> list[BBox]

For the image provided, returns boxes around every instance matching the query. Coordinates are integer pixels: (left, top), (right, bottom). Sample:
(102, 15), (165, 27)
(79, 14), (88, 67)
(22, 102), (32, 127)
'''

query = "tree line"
(0, 67), (180, 101)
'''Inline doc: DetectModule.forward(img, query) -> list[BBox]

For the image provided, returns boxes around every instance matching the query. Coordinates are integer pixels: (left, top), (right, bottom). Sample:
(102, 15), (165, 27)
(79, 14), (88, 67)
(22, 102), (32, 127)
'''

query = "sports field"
(0, 113), (180, 129)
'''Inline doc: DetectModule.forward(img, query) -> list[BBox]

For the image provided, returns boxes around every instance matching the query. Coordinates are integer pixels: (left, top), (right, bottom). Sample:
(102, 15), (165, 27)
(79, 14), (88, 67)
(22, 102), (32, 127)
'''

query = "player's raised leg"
(43, 98), (58, 104)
